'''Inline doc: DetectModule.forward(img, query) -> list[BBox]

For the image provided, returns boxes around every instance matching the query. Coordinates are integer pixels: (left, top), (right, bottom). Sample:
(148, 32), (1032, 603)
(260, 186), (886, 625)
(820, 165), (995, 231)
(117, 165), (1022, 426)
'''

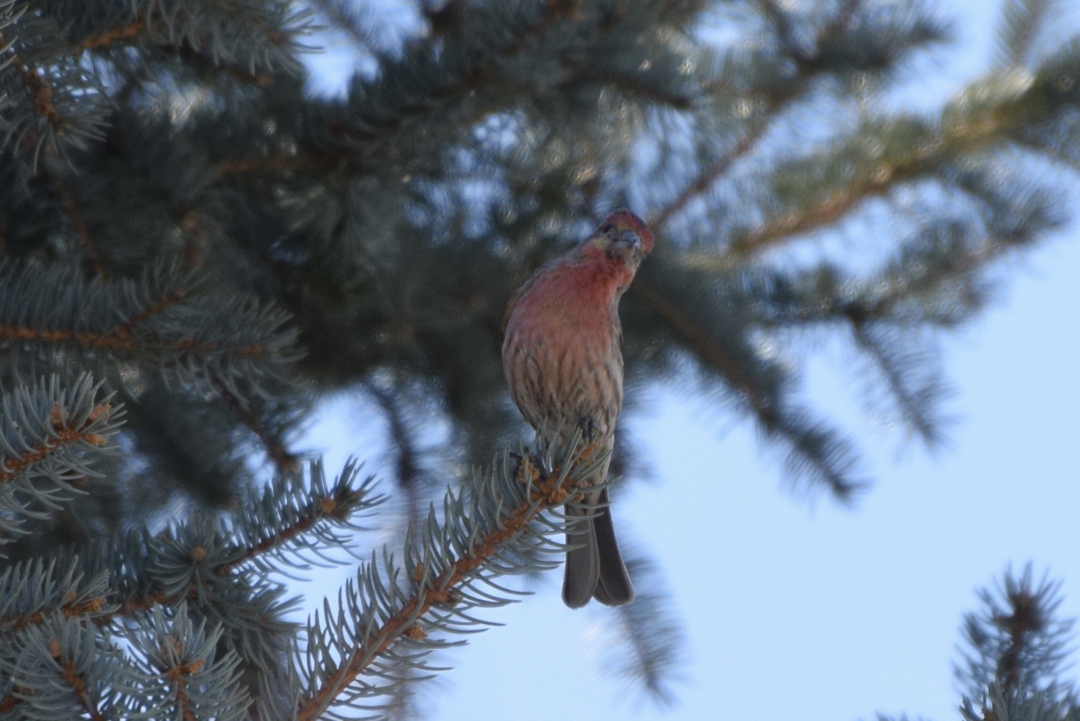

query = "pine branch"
(69, 0), (311, 77)
(47, 170), (101, 270)
(0, 613), (129, 720)
(0, 382), (115, 487)
(0, 462), (378, 662)
(295, 435), (607, 719)
(652, 110), (776, 232)
(123, 604), (249, 721)
(632, 273), (768, 411)
(226, 460), (382, 576)
(600, 550), (686, 705)
(0, 463), (373, 716)
(210, 373), (300, 476)
(0, 10), (111, 167)
(849, 321), (947, 446)
(728, 152), (928, 260)
(852, 214), (1049, 328)
(48, 634), (106, 721)
(86, 462), (379, 621)
(652, 0), (866, 231)
(995, 0), (1054, 69)
(0, 556), (113, 632)
(956, 565), (1077, 709)
(631, 269), (860, 498)
(0, 260), (301, 395)
(0, 375), (121, 541)
(74, 16), (146, 52)
(719, 45), (1078, 263)
(217, 0), (672, 179)
(0, 35), (65, 167)
(362, 378), (425, 510)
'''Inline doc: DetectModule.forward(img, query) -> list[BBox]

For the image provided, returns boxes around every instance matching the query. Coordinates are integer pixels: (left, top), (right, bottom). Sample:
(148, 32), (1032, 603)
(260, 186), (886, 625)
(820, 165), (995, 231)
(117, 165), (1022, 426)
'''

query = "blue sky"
(298, 2), (1080, 719)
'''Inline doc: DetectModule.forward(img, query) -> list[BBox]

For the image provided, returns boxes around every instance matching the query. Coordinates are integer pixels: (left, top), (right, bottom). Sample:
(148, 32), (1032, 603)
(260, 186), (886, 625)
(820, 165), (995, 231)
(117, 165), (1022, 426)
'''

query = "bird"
(501, 209), (654, 608)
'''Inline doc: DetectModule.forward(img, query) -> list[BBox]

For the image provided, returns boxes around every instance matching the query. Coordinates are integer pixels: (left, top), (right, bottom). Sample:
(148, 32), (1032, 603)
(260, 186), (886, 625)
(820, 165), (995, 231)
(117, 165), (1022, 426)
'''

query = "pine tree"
(879, 565), (1080, 721)
(1, 0), (1079, 718)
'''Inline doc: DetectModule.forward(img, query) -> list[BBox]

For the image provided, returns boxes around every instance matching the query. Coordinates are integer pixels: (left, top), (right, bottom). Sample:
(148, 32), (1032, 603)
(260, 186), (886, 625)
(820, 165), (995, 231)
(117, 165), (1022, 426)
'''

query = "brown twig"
(1, 596), (109, 632)
(75, 16), (147, 51)
(3, 34), (101, 271)
(48, 173), (104, 274)
(0, 282), (282, 360)
(6, 52), (62, 128)
(210, 375), (299, 475)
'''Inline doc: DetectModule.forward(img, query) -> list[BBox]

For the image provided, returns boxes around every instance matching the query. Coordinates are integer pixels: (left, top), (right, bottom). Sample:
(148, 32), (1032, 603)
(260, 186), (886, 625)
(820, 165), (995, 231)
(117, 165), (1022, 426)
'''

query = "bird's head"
(585, 209), (654, 270)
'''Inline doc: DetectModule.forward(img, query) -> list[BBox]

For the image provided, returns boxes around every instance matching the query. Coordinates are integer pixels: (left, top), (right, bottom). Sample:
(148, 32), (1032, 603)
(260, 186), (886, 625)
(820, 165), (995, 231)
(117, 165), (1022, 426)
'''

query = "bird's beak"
(606, 231), (644, 264)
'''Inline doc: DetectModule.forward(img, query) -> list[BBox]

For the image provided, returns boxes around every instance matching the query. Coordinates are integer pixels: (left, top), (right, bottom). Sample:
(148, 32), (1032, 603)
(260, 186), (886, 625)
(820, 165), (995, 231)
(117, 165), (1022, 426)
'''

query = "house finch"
(501, 209), (654, 608)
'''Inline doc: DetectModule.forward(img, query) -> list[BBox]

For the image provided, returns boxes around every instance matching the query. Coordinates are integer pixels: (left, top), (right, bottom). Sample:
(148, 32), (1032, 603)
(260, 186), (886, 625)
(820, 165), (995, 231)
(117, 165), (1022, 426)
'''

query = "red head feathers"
(602, 209), (654, 254)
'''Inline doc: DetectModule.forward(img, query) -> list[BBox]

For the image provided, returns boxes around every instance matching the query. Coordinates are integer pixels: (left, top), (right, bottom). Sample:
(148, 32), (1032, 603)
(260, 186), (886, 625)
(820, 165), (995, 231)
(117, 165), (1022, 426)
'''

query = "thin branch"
(218, 0), (583, 177)
(216, 489), (364, 577)
(0, 403), (112, 485)
(294, 451), (590, 721)
(0, 317), (276, 358)
(0, 596), (109, 631)
(361, 380), (421, 501)
(732, 172), (900, 257)
(651, 117), (773, 231)
(76, 13), (273, 86)
(50, 636), (107, 721)
(849, 321), (940, 445)
(74, 16), (147, 51)
(630, 275), (767, 411)
(652, 0), (864, 231)
(210, 374), (299, 475)
(156, 634), (207, 720)
(48, 172), (103, 274)
(307, 0), (377, 51)
(5, 50), (62, 127)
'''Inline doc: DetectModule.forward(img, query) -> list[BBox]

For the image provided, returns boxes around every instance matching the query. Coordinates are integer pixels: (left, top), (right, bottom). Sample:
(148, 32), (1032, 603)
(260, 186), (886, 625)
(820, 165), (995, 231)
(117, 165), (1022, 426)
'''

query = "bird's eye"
(598, 222), (614, 233)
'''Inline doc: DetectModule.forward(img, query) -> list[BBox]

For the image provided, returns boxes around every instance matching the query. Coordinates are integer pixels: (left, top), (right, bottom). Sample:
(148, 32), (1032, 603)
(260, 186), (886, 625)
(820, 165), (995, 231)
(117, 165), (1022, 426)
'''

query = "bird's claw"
(578, 416), (599, 442)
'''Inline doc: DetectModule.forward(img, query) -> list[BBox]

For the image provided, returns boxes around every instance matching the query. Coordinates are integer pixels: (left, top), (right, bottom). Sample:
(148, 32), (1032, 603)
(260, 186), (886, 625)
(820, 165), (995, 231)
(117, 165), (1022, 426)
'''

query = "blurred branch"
(994, 0), (1052, 69)
(307, 0), (378, 52)
(601, 550), (686, 705)
(955, 564), (1077, 707)
(47, 171), (102, 273)
(361, 379), (422, 521)
(651, 114), (774, 232)
(632, 274), (767, 411)
(210, 374), (299, 476)
(631, 272), (859, 498)
(74, 16), (147, 51)
(652, 0), (864, 231)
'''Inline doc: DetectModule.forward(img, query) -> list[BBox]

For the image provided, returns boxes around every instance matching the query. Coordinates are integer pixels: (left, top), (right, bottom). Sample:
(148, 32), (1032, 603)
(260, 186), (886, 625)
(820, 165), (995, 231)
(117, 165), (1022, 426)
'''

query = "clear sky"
(298, 3), (1080, 719)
